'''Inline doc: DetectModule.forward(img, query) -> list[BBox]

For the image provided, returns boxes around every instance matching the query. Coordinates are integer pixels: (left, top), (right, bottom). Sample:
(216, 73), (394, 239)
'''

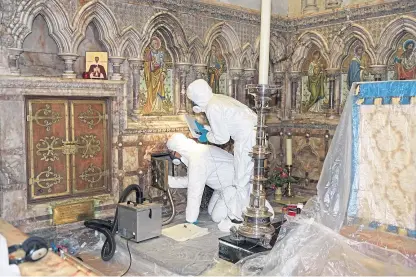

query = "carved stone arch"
(240, 43), (255, 69)
(119, 28), (141, 58)
(188, 36), (205, 64)
(203, 22), (241, 68)
(291, 31), (330, 72)
(12, 0), (71, 52)
(72, 1), (120, 55)
(377, 16), (416, 65)
(141, 12), (189, 63)
(331, 24), (376, 68)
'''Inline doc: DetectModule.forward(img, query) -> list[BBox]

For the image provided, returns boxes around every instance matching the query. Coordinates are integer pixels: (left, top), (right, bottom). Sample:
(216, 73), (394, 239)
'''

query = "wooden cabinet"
(26, 99), (110, 201)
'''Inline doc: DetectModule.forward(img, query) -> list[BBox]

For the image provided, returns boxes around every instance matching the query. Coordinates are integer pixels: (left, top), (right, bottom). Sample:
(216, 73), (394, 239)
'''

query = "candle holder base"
(275, 195), (309, 206)
(219, 219), (285, 264)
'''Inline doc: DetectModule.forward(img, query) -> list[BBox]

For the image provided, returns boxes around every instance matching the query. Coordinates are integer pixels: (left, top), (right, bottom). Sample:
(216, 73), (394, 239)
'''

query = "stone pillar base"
(62, 73), (77, 79)
(110, 74), (123, 81)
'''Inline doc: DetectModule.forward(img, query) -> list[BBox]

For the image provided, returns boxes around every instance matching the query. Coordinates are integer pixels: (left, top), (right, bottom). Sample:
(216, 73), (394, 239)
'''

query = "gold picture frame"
(85, 52), (108, 80)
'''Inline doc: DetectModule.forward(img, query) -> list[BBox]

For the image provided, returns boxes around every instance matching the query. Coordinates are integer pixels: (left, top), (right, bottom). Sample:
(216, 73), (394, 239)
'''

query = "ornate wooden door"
(27, 99), (109, 202)
(71, 101), (108, 194)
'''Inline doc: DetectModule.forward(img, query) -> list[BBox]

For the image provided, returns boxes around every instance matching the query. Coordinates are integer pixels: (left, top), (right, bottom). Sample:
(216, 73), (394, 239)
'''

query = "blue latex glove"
(198, 132), (208, 143)
(194, 120), (208, 134)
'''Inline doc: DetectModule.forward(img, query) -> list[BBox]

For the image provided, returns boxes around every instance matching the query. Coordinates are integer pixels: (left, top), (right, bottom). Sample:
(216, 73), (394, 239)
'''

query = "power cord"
(121, 235), (134, 277)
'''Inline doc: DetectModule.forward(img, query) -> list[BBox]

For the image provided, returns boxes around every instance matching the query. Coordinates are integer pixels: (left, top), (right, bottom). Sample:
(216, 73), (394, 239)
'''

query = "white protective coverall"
(167, 133), (239, 225)
(0, 234), (20, 276)
(186, 79), (257, 209)
(167, 133), (274, 231)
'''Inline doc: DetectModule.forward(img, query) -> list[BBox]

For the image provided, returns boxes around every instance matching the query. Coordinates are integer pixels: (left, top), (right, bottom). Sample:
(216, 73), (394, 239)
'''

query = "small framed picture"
(85, 52), (108, 80)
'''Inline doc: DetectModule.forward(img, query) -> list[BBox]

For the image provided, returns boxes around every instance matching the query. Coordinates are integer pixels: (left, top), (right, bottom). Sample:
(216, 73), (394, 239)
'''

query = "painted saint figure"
(143, 36), (167, 114)
(88, 56), (107, 79)
(306, 51), (326, 112)
(394, 39), (416, 80)
(207, 45), (225, 94)
(347, 45), (367, 90)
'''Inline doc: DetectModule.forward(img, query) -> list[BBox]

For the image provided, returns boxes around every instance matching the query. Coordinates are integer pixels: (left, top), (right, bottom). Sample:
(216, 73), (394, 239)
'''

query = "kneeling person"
(167, 133), (274, 231)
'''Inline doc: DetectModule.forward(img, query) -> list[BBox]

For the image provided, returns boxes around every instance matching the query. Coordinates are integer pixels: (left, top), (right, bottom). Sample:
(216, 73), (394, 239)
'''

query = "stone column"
(304, 0), (319, 13)
(128, 58), (143, 114)
(229, 68), (243, 100)
(58, 53), (78, 79)
(274, 71), (285, 109)
(326, 68), (339, 116)
(8, 48), (23, 75)
(109, 57), (126, 80)
(193, 64), (207, 80)
(289, 71), (301, 119)
(243, 68), (256, 105)
(176, 63), (191, 114)
(370, 65), (387, 81)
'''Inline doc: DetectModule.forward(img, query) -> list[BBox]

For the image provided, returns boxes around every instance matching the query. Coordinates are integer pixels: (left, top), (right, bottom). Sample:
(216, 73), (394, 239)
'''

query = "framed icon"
(85, 52), (108, 80)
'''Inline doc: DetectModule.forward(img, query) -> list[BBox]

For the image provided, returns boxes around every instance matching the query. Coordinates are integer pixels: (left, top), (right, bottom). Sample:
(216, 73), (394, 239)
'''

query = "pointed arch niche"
(205, 39), (230, 95)
(74, 22), (109, 78)
(20, 14), (64, 76)
(339, 39), (373, 108)
(138, 31), (175, 116)
(299, 44), (329, 114)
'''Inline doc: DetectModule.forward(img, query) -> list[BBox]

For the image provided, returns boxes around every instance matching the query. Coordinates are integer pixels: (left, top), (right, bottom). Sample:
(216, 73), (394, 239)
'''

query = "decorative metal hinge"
(104, 114), (108, 120)
(27, 115), (32, 122)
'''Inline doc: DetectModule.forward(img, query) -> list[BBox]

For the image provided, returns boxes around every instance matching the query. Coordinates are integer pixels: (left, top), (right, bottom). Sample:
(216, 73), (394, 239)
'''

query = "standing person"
(186, 79), (258, 209)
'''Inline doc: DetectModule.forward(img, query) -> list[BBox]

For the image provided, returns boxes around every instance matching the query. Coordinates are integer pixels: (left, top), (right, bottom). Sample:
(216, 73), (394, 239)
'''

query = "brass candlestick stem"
(285, 165), (294, 197)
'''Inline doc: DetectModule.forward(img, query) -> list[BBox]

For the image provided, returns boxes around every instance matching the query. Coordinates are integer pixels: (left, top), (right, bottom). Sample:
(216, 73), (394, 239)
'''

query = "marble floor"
(77, 211), (237, 276)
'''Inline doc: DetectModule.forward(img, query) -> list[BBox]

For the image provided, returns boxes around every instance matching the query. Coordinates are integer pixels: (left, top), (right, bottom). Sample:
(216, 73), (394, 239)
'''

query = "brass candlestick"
(285, 165), (294, 197)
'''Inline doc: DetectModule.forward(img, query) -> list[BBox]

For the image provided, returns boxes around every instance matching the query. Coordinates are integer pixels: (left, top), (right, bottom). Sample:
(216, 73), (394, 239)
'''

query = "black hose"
(84, 184), (144, 261)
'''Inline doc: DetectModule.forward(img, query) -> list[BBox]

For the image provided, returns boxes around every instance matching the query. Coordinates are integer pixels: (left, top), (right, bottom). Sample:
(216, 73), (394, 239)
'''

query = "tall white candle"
(258, 0), (271, 85)
(286, 137), (292, 166)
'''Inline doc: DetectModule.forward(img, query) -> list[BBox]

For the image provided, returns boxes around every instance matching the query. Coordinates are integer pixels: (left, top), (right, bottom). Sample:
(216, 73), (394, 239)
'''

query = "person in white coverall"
(186, 79), (258, 208)
(167, 133), (274, 231)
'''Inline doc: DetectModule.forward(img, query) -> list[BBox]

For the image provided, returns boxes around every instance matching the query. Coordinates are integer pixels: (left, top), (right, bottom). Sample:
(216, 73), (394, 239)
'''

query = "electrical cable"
(121, 236), (134, 277)
(84, 184), (143, 261)
(162, 188), (175, 226)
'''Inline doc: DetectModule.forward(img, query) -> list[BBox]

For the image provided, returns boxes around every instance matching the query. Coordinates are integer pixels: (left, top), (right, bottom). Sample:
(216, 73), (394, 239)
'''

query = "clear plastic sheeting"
(236, 81), (416, 276)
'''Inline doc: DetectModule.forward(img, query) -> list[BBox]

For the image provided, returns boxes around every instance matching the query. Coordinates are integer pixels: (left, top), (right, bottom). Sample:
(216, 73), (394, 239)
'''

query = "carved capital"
(229, 68), (244, 80)
(273, 71), (285, 82)
(176, 63), (191, 76)
(109, 56), (126, 80)
(128, 58), (144, 73)
(193, 64), (207, 79)
(244, 68), (256, 79)
(7, 48), (23, 75)
(289, 71), (301, 81)
(369, 65), (387, 77)
(325, 68), (340, 80)
(58, 53), (78, 79)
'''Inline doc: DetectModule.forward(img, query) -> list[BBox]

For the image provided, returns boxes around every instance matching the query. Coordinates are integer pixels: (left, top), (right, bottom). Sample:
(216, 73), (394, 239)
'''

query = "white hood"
(166, 133), (198, 162)
(187, 79), (213, 109)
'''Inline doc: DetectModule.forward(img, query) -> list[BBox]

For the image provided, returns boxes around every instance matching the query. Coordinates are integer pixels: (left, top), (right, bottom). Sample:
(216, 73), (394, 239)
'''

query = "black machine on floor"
(218, 218), (285, 264)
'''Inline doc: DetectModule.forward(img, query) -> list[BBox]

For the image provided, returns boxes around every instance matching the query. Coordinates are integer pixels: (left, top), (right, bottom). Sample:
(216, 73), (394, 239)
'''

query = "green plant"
(267, 166), (297, 190)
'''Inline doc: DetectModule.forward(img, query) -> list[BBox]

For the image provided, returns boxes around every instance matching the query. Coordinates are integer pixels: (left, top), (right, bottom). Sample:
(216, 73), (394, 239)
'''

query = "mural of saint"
(306, 51), (326, 112)
(347, 45), (368, 90)
(143, 36), (167, 114)
(207, 44), (226, 94)
(394, 39), (416, 80)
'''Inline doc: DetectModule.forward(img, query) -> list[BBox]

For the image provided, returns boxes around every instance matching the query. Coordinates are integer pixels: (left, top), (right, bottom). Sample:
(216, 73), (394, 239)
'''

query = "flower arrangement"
(267, 166), (297, 190)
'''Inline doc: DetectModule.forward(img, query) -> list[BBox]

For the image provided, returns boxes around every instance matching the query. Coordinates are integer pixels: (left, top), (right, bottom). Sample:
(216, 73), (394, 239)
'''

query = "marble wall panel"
(123, 147), (139, 172)
(0, 100), (24, 150)
(1, 190), (27, 221)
